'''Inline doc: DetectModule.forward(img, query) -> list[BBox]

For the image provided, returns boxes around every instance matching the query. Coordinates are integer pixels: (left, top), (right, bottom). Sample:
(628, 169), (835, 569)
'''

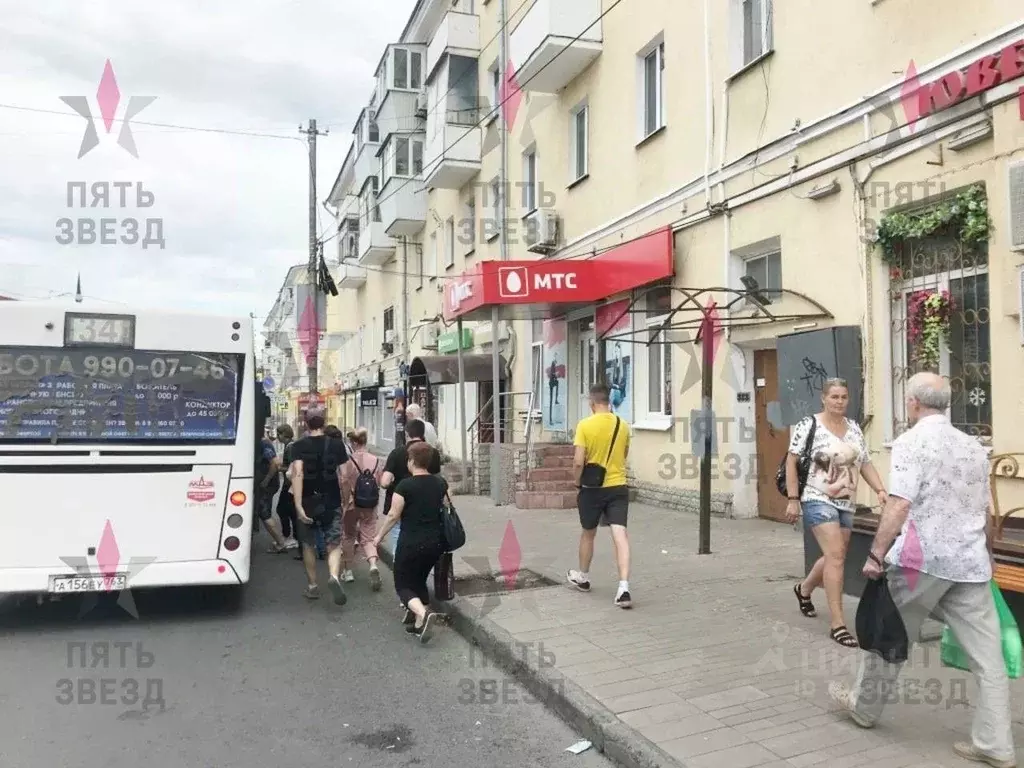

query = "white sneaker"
(283, 538), (299, 550)
(341, 570), (355, 583)
(827, 681), (874, 728)
(567, 570), (591, 592)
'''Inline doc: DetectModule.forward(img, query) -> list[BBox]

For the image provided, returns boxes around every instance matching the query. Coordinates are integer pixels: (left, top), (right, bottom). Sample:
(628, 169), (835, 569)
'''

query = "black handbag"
(775, 416), (817, 498)
(580, 416), (621, 488)
(440, 492), (466, 551)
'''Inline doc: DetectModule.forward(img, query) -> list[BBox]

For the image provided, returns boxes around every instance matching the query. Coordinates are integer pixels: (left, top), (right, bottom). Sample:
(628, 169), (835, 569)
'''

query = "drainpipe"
(402, 236), (410, 364)
(703, 0), (714, 210)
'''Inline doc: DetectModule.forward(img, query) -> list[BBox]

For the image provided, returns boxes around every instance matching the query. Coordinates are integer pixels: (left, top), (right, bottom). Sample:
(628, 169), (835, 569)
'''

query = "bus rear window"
(0, 347), (244, 442)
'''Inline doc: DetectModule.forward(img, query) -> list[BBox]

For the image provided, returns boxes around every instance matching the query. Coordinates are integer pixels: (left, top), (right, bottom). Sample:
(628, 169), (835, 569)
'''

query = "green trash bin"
(940, 581), (1022, 679)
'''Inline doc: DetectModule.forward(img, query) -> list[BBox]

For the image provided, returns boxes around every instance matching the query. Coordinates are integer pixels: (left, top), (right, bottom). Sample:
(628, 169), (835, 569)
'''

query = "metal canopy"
(408, 354), (509, 386)
(597, 286), (834, 344)
(594, 285), (834, 556)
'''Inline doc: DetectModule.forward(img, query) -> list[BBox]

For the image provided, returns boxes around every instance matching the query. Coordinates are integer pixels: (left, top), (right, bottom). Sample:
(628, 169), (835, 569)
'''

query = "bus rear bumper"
(0, 559), (248, 595)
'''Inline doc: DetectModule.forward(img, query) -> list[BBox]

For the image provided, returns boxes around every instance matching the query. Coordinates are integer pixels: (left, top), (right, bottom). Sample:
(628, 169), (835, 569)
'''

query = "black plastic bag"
(855, 575), (909, 663)
(434, 552), (455, 601)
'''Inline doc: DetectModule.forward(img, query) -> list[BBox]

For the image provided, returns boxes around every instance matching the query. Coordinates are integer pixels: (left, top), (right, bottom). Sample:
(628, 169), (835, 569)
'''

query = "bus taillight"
(224, 536), (240, 551)
(230, 491), (246, 506)
(226, 513), (243, 528)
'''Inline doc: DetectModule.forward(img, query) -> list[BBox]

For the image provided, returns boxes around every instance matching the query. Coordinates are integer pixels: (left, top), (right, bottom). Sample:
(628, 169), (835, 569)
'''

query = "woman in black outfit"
(373, 441), (446, 644)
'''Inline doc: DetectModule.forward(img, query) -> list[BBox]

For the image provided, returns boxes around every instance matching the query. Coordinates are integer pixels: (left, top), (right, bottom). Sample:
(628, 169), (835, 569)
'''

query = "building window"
(368, 110), (379, 142)
(488, 62), (500, 122)
(427, 231), (437, 279)
(744, 249), (782, 296)
(358, 324), (365, 365)
(522, 148), (537, 212)
(416, 241), (424, 289)
(487, 177), (501, 241)
(463, 196), (476, 255)
(741, 0), (773, 68)
(445, 217), (455, 268)
(392, 136), (424, 178)
(645, 288), (672, 418)
(383, 306), (395, 337)
(888, 192), (991, 440)
(393, 48), (422, 90)
(570, 103), (588, 182)
(639, 39), (665, 141)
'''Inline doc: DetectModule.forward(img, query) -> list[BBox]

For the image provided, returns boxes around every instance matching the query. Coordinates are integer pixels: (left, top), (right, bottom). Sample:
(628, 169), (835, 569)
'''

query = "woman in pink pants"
(340, 427), (384, 590)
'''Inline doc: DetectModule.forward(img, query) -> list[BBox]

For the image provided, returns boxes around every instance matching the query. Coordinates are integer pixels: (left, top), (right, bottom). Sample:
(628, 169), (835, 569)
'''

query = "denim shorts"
(802, 500), (853, 529)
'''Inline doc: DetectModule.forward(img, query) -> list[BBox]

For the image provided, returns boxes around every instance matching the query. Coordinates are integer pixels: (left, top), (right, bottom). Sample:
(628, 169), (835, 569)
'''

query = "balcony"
(336, 259), (367, 289)
(424, 122), (481, 190)
(376, 90), (423, 139)
(378, 175), (426, 237)
(353, 140), (379, 188)
(427, 12), (480, 82)
(358, 220), (395, 266)
(509, 0), (602, 93)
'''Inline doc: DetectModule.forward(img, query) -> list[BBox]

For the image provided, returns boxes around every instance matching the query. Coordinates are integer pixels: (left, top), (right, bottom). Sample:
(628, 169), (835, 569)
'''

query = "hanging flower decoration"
(907, 290), (954, 369)
(875, 185), (991, 267)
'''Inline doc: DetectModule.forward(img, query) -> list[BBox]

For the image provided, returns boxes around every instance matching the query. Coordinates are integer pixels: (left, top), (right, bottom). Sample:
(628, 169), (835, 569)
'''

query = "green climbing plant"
(875, 185), (992, 268)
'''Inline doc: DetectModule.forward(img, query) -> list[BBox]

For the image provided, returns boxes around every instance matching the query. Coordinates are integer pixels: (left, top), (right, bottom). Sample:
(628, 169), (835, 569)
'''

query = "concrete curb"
(376, 542), (683, 768)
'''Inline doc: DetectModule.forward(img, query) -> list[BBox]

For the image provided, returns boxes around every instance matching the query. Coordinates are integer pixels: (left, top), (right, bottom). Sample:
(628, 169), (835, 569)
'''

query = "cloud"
(0, 0), (415, 319)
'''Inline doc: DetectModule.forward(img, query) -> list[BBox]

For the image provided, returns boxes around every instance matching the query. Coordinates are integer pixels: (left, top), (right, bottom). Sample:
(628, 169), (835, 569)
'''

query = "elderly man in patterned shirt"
(829, 372), (1015, 767)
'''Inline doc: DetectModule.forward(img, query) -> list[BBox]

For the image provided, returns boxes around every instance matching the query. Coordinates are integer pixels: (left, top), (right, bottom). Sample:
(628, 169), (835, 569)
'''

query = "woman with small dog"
(785, 378), (888, 647)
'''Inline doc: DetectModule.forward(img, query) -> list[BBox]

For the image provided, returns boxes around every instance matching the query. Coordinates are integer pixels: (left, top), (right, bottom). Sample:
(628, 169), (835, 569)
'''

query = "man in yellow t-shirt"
(569, 383), (632, 608)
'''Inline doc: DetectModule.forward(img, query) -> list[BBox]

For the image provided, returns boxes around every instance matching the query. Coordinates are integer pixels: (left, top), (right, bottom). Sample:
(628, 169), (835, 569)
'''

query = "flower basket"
(875, 185), (991, 268)
(907, 290), (954, 370)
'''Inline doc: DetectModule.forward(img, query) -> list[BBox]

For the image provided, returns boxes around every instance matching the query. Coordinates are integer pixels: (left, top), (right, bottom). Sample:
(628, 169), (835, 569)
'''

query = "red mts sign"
(915, 40), (1024, 118)
(442, 226), (674, 321)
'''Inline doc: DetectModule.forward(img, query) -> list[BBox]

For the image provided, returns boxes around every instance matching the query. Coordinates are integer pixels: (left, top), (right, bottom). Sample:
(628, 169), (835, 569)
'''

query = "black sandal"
(794, 584), (816, 617)
(830, 626), (858, 648)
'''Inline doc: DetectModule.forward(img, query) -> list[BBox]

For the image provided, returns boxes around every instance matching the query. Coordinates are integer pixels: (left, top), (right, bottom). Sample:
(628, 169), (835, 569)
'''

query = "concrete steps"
(514, 444), (577, 509)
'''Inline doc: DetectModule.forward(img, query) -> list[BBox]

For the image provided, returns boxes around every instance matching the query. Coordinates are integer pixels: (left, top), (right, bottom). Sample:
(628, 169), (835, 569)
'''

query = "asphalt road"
(0, 535), (614, 768)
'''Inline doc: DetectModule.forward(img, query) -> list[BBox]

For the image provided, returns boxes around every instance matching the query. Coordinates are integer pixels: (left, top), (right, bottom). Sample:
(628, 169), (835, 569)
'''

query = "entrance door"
(476, 381), (504, 443)
(754, 349), (790, 522)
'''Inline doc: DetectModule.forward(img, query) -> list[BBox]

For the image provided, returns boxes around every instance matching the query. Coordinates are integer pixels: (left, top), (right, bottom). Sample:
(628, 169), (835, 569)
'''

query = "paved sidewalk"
(378, 496), (1024, 767)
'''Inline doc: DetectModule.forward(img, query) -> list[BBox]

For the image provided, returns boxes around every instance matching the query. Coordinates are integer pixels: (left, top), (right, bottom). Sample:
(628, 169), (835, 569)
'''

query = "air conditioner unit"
(1008, 160), (1024, 253)
(524, 208), (559, 255)
(421, 323), (439, 349)
(384, 329), (396, 344)
(415, 93), (428, 117)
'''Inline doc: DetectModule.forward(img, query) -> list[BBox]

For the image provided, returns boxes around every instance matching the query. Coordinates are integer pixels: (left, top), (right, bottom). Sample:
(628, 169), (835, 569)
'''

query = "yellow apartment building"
(319, 0), (1024, 521)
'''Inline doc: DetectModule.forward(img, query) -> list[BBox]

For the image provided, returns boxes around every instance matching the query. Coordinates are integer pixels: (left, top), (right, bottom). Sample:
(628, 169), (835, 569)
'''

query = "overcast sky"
(0, 0), (415, 325)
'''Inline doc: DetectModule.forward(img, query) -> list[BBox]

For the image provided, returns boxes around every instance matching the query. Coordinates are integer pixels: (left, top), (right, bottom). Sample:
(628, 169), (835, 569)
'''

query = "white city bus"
(0, 300), (257, 600)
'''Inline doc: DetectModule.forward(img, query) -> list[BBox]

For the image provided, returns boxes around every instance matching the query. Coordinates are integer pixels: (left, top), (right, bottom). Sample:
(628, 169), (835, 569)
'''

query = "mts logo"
(535, 273), (577, 290)
(450, 281), (473, 310)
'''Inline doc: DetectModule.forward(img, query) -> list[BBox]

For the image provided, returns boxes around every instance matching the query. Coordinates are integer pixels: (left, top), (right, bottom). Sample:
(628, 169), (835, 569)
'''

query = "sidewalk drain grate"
(454, 569), (558, 596)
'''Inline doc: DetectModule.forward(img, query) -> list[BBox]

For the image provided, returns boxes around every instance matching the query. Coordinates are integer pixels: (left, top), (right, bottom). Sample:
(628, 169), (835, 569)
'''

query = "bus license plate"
(49, 574), (127, 593)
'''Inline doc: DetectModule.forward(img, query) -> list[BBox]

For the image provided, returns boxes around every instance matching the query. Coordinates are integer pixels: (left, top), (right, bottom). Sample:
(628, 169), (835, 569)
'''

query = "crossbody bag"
(579, 416), (621, 488)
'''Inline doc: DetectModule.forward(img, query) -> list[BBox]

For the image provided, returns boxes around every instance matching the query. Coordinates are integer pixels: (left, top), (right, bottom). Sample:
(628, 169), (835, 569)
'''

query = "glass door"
(576, 317), (595, 426)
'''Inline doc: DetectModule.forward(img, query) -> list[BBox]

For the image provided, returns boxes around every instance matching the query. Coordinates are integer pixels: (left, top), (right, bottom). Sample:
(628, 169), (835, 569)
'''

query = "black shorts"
(577, 485), (629, 530)
(256, 490), (275, 522)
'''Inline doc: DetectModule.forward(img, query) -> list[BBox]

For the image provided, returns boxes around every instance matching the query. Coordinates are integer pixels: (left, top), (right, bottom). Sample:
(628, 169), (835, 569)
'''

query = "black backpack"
(350, 456), (380, 508)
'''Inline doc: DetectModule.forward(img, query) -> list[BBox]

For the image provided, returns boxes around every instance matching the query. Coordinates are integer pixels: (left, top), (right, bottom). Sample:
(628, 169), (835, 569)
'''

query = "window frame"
(427, 231), (438, 280)
(445, 216), (456, 268)
(637, 37), (665, 144)
(742, 249), (782, 307)
(522, 146), (537, 214)
(487, 177), (501, 242)
(740, 0), (774, 70)
(463, 196), (476, 256)
(569, 101), (589, 183)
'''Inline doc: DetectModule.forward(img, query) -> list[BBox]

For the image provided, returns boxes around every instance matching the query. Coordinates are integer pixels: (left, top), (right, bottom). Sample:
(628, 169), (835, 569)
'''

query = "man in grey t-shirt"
(406, 403), (439, 449)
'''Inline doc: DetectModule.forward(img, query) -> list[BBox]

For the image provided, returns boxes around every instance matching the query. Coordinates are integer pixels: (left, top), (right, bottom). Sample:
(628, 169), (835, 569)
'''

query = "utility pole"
(490, 0), (508, 504)
(299, 118), (328, 396)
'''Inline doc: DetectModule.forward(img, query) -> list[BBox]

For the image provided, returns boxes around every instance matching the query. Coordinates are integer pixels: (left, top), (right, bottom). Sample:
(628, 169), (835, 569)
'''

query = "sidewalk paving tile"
(387, 496), (1024, 768)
